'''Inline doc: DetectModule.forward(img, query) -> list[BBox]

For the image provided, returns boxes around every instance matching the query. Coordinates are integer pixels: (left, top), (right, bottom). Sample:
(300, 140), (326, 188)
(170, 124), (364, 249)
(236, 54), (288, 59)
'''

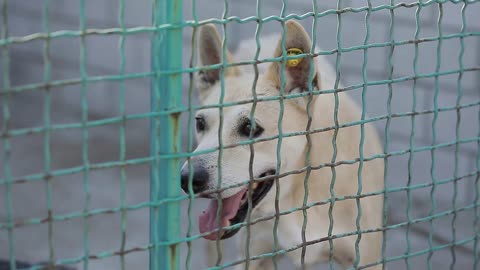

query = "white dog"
(180, 21), (384, 269)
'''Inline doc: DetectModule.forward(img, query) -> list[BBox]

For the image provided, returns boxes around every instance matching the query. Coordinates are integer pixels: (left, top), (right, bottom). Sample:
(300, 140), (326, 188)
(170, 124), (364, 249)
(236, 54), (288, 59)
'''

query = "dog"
(180, 21), (384, 269)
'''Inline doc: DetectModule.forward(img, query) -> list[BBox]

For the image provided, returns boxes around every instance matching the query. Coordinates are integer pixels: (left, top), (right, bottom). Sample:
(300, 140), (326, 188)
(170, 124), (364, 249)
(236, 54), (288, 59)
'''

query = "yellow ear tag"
(286, 48), (303, 67)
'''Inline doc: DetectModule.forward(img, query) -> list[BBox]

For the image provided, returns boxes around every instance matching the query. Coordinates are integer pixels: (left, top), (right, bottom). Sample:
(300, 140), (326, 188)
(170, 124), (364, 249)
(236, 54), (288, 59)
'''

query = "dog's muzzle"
(180, 164), (210, 194)
(180, 165), (276, 240)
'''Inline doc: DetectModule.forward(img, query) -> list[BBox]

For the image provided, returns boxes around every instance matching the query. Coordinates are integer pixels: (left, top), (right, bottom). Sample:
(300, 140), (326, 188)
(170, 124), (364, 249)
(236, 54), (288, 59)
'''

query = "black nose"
(181, 164), (210, 194)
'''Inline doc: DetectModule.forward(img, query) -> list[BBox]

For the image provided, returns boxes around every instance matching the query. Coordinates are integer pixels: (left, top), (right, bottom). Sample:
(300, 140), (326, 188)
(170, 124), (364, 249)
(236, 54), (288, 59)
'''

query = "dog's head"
(181, 21), (321, 240)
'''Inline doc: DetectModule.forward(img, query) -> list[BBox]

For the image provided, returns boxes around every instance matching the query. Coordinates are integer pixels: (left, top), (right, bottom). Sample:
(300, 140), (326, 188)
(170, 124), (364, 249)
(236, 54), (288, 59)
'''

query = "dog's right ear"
(197, 24), (240, 97)
(265, 21), (320, 95)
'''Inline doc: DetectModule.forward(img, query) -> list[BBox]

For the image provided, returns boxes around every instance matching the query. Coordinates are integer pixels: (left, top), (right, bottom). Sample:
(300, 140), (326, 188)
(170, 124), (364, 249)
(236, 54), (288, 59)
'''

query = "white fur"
(186, 23), (385, 269)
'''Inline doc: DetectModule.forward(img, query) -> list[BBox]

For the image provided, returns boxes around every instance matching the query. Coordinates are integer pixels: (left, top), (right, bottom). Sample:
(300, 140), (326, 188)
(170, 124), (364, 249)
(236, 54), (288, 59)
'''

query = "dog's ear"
(197, 24), (240, 93)
(265, 21), (320, 95)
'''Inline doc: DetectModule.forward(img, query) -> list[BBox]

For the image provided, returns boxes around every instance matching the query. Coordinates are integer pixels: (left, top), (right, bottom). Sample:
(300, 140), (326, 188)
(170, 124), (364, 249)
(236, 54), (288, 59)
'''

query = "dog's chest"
(273, 213), (330, 264)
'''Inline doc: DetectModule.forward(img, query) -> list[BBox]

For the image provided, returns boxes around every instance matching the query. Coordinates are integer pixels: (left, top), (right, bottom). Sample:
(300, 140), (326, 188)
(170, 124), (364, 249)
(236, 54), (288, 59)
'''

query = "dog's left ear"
(265, 21), (320, 96)
(197, 24), (241, 95)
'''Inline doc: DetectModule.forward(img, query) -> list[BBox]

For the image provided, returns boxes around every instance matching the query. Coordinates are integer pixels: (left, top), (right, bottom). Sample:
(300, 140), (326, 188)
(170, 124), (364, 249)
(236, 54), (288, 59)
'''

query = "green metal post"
(150, 0), (183, 269)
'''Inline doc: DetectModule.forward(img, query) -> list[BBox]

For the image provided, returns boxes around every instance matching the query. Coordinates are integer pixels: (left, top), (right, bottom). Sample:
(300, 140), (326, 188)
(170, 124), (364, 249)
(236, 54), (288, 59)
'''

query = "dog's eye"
(240, 121), (263, 138)
(195, 116), (206, 132)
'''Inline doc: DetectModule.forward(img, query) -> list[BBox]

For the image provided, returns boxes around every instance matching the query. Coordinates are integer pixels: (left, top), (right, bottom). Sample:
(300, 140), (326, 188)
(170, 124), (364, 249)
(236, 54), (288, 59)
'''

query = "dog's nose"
(180, 165), (209, 194)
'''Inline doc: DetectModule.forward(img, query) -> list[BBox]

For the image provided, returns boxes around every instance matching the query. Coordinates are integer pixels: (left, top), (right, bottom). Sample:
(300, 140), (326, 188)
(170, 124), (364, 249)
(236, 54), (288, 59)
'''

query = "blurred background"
(1, 0), (479, 269)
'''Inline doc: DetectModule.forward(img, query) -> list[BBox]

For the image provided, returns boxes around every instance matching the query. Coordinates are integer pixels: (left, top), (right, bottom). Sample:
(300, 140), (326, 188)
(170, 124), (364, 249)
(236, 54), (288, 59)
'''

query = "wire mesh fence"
(1, 0), (480, 269)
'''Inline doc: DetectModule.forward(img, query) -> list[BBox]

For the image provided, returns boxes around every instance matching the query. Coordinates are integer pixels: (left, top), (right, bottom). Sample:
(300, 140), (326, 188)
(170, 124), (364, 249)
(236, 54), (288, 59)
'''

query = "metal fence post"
(150, 0), (183, 269)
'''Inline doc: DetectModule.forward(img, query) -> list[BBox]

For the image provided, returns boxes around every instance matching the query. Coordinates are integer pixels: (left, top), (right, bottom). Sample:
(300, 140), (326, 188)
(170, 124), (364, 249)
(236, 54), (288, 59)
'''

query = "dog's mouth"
(199, 170), (275, 240)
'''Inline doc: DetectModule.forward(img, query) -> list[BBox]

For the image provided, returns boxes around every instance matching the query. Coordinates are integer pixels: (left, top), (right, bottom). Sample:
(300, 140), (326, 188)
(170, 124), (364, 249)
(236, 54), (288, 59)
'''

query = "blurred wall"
(1, 1), (479, 269)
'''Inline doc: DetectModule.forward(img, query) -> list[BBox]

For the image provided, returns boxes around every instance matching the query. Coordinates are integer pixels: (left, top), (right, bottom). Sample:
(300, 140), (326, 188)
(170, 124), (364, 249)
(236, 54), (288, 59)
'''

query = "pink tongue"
(199, 189), (247, 240)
